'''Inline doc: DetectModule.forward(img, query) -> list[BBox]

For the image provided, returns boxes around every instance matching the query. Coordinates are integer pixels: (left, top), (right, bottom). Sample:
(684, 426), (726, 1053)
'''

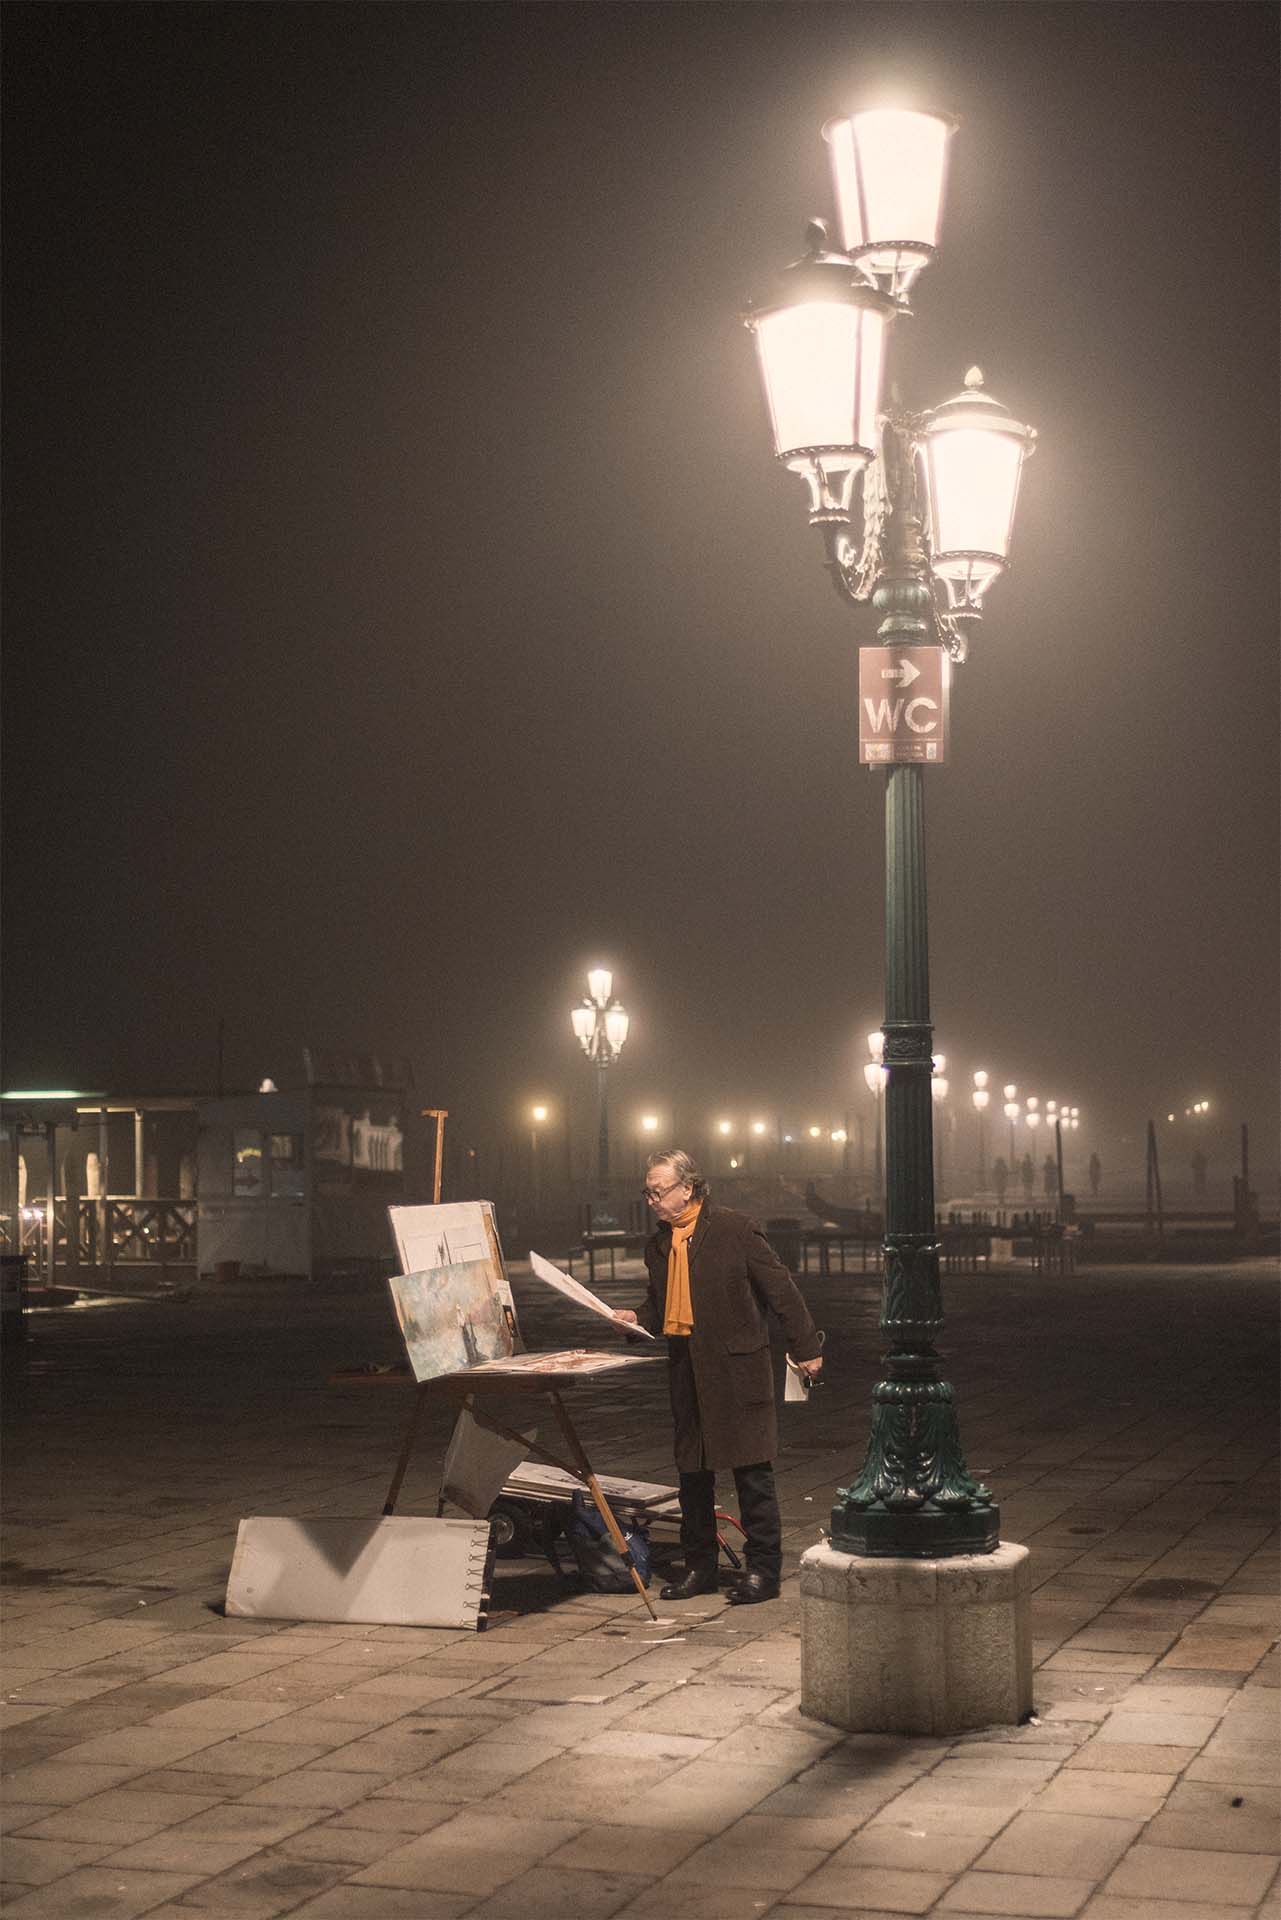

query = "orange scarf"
(663, 1199), (702, 1336)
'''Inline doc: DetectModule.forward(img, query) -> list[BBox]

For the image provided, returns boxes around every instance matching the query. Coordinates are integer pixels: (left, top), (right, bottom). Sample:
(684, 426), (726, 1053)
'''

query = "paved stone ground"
(2, 1255), (1277, 1919)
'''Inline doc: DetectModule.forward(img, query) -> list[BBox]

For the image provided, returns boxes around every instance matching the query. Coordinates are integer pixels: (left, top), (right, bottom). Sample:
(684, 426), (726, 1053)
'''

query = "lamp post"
(638, 1111), (660, 1177)
(973, 1070), (990, 1191)
(1024, 1097), (1041, 1202)
(864, 1028), (886, 1204)
(931, 1067), (949, 1203)
(571, 969), (628, 1222)
(1003, 1085), (1020, 1168)
(529, 1103), (549, 1225)
(747, 103), (1035, 1571)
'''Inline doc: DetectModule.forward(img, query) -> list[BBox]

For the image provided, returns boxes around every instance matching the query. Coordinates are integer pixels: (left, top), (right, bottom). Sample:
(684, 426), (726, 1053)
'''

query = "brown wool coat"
(636, 1202), (822, 1472)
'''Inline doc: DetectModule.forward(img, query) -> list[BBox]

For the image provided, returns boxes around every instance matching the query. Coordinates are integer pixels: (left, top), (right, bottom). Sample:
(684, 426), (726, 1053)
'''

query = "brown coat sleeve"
(742, 1221), (823, 1361)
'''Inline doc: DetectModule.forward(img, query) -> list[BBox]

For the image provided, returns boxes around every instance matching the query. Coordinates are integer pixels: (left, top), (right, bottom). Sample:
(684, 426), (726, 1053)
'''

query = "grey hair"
(645, 1147), (708, 1200)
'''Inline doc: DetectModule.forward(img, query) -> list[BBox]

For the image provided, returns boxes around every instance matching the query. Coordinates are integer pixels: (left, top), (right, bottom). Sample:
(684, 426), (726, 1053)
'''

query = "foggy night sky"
(3, 1), (1278, 1181)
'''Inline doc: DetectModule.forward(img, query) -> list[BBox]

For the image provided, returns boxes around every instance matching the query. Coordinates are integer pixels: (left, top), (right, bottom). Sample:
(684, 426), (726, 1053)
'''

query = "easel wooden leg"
(383, 1385), (429, 1516)
(548, 1392), (658, 1621)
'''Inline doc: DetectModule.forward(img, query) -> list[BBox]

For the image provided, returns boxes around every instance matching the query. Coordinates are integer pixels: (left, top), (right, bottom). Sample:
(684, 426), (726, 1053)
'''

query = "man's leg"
(661, 1468), (719, 1599)
(731, 1461), (782, 1591)
(677, 1468), (718, 1572)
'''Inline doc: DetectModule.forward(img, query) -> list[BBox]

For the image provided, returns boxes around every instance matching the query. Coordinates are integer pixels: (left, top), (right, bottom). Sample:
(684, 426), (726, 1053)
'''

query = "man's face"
(644, 1160), (694, 1224)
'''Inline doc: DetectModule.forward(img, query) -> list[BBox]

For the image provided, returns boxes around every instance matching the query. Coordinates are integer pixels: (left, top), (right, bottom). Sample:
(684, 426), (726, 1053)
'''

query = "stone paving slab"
(3, 1259), (1278, 1917)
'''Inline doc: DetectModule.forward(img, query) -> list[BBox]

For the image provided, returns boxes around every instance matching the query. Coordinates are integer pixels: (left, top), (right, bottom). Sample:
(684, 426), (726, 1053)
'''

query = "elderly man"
(614, 1148), (823, 1604)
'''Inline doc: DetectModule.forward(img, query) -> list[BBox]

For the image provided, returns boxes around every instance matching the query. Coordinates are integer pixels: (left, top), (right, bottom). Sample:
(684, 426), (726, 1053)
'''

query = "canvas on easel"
(387, 1201), (522, 1381)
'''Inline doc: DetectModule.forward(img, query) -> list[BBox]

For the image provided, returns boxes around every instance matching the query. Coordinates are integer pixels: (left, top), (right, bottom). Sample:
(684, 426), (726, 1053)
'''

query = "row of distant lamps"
(864, 1030), (1079, 1129)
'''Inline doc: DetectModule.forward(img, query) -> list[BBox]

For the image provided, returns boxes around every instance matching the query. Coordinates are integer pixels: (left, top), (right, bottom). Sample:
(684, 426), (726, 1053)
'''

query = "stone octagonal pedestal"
(799, 1539), (1032, 1734)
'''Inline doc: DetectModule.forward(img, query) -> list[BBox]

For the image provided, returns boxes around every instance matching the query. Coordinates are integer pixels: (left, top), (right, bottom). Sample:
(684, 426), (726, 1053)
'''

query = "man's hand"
(613, 1308), (639, 1326)
(797, 1355), (823, 1378)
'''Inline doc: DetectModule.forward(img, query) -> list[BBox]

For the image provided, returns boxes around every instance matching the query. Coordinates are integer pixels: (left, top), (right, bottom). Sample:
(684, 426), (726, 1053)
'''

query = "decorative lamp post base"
(833, 1499), (1000, 1558)
(799, 1539), (1032, 1734)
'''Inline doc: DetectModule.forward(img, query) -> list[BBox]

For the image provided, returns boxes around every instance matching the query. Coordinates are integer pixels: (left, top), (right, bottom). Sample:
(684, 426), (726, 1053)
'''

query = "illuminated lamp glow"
(824, 108), (954, 294)
(752, 299), (886, 501)
(923, 372), (1036, 612)
(2, 1090), (96, 1100)
(604, 1008), (629, 1052)
(587, 969), (612, 1005)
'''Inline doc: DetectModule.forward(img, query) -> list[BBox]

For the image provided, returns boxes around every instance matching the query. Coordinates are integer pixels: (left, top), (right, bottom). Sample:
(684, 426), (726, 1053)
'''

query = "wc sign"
(858, 646), (950, 764)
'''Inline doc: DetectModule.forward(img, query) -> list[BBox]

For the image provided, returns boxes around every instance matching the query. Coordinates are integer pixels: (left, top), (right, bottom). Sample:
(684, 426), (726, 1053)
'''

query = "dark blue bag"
(567, 1489), (652, 1591)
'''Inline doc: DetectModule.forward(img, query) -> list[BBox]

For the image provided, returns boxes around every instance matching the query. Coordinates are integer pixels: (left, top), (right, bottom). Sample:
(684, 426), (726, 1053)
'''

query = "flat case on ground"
(225, 1515), (496, 1629)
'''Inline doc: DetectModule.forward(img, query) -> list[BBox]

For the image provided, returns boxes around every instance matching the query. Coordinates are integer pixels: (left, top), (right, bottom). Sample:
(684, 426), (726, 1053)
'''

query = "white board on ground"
(225, 1516), (495, 1630)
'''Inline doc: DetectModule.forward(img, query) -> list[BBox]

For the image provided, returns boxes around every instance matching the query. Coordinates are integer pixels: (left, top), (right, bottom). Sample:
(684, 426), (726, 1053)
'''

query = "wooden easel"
(381, 1366), (660, 1621)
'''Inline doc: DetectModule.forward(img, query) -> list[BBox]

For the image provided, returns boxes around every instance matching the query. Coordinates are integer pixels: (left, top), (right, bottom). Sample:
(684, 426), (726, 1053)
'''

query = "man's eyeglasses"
(642, 1178), (687, 1203)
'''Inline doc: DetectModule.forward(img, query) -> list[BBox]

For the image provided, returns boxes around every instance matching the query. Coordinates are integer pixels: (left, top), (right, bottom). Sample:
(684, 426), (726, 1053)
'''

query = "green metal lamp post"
(747, 105), (1036, 1560)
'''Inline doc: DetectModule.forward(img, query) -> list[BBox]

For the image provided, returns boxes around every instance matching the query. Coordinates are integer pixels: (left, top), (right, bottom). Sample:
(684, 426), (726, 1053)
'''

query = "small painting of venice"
(388, 1259), (519, 1382)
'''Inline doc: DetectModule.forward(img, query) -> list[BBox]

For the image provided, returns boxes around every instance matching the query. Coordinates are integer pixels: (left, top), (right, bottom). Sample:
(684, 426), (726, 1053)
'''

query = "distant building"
(197, 1083), (412, 1281)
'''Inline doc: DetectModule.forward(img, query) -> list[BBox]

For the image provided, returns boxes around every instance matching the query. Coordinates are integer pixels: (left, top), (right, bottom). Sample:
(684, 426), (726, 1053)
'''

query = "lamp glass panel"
(833, 110), (950, 251)
(604, 1007), (629, 1051)
(863, 1062), (883, 1092)
(754, 303), (872, 465)
(928, 428), (1024, 565)
(571, 1007), (595, 1043)
(587, 968), (612, 1004)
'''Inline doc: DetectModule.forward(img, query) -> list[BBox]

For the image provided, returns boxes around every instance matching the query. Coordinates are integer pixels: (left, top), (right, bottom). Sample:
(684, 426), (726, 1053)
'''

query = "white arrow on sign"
(879, 658), (921, 688)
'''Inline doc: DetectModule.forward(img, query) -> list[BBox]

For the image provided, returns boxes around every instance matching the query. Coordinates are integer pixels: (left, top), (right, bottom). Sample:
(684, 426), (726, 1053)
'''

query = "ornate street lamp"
(747, 105), (1036, 1562)
(571, 970), (628, 1218)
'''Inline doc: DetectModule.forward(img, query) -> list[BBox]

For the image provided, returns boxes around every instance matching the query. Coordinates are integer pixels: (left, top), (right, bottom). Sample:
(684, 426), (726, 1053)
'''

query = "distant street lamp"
(747, 100), (1035, 1571)
(931, 1067), (949, 1200)
(1003, 1084), (1020, 1166)
(529, 1103), (549, 1221)
(863, 1056), (886, 1201)
(972, 1070), (990, 1190)
(571, 969), (628, 1214)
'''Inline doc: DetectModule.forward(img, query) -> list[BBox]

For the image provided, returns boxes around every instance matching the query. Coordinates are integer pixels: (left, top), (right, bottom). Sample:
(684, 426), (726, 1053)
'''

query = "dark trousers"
(678, 1462), (781, 1581)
